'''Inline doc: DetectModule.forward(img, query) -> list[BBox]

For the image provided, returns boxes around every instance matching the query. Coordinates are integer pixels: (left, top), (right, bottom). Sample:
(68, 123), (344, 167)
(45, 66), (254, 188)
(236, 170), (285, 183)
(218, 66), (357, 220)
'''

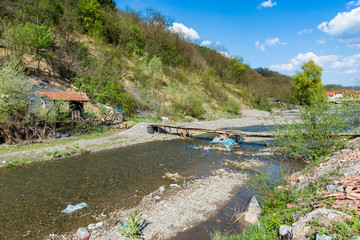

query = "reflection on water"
(0, 133), (302, 240)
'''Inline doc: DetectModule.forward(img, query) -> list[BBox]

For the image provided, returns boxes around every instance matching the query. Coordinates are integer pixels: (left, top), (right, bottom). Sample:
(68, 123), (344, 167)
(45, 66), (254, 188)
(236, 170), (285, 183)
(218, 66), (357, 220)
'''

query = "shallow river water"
(0, 125), (303, 240)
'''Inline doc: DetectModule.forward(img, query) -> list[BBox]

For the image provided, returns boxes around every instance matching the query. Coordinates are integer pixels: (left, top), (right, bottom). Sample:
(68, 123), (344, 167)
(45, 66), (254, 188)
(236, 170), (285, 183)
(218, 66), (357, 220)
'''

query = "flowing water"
(0, 125), (303, 240)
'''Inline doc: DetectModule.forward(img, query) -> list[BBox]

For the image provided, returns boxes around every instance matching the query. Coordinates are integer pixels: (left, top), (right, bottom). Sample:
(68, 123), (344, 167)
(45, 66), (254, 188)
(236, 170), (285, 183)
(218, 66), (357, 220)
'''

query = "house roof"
(36, 91), (90, 102)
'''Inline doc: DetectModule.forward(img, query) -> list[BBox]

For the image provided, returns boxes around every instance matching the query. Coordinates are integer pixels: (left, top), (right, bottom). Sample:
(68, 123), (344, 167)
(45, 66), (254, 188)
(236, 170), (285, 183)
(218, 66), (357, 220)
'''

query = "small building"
(36, 91), (90, 119)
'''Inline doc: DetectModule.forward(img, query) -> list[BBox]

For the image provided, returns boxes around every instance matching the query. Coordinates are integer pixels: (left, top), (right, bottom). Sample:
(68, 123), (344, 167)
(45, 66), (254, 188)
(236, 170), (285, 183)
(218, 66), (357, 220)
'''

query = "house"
(36, 91), (90, 119)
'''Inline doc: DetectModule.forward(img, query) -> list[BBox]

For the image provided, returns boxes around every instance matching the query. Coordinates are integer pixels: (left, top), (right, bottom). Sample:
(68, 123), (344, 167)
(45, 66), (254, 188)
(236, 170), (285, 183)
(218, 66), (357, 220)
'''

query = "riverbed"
(0, 110), (301, 239)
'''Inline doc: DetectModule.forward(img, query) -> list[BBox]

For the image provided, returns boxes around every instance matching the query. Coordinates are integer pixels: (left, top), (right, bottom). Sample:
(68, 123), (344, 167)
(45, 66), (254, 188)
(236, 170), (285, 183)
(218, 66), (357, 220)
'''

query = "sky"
(115, 0), (360, 86)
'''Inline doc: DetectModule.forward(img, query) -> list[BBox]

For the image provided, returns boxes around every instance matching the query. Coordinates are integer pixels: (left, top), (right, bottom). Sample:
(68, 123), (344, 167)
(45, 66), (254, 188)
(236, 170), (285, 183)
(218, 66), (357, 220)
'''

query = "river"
(0, 125), (303, 240)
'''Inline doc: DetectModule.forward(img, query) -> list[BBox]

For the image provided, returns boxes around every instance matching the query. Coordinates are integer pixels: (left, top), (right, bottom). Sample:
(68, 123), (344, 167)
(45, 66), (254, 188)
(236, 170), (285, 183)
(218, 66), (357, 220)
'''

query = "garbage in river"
(76, 227), (90, 240)
(211, 134), (235, 147)
(188, 145), (231, 151)
(61, 202), (88, 214)
(159, 185), (165, 194)
(88, 222), (103, 230)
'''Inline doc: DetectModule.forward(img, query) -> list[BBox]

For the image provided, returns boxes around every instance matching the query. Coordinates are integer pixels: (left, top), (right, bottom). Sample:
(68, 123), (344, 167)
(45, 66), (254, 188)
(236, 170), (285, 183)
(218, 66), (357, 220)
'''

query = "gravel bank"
(48, 171), (247, 240)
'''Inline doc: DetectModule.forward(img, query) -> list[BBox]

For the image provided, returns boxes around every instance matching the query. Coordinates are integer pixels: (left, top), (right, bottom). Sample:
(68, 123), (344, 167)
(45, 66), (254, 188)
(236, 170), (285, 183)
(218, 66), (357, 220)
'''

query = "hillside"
(0, 0), (292, 119)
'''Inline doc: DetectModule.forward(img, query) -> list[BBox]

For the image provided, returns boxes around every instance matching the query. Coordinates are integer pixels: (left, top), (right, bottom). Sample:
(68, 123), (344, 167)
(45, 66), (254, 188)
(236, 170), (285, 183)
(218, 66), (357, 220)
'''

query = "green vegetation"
(0, 0), (293, 123)
(272, 103), (354, 161)
(119, 208), (144, 239)
(0, 60), (32, 122)
(291, 60), (327, 106)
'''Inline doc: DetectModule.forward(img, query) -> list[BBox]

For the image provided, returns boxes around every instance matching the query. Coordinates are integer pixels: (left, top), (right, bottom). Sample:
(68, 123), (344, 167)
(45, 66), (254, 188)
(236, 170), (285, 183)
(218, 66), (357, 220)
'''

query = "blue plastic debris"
(187, 145), (197, 148)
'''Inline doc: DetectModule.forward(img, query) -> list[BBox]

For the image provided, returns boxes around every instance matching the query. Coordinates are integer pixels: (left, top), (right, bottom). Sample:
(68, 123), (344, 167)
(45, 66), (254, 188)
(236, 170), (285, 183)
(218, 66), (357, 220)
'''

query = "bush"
(0, 60), (32, 122)
(225, 97), (241, 115)
(272, 103), (356, 160)
(166, 83), (205, 118)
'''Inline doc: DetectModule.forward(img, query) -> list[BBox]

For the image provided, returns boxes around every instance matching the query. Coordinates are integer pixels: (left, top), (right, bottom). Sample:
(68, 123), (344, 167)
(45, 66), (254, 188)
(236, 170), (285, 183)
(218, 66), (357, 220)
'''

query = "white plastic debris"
(88, 222), (103, 230)
(61, 202), (88, 214)
(159, 185), (165, 194)
(76, 227), (90, 239)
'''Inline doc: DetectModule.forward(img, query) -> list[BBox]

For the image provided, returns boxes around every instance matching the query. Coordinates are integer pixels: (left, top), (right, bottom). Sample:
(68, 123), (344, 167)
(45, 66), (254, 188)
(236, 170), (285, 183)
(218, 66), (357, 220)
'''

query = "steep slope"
(0, 0), (291, 118)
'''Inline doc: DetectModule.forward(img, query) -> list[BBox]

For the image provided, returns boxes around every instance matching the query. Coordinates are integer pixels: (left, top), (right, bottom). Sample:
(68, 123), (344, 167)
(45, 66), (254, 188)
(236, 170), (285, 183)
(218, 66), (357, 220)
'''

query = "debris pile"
(223, 159), (267, 170)
(317, 149), (360, 171)
(162, 172), (192, 182)
(314, 173), (360, 214)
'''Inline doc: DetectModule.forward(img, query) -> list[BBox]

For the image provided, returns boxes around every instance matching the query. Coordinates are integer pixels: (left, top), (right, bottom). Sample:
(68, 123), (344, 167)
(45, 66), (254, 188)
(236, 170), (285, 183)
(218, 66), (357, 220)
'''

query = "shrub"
(272, 103), (355, 160)
(0, 60), (32, 122)
(225, 97), (241, 115)
(166, 83), (205, 118)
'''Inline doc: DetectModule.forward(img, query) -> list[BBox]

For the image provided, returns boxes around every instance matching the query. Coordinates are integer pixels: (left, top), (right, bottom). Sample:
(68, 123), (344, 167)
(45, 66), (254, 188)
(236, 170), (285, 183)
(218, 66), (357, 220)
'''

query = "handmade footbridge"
(148, 124), (360, 139)
(148, 124), (273, 138)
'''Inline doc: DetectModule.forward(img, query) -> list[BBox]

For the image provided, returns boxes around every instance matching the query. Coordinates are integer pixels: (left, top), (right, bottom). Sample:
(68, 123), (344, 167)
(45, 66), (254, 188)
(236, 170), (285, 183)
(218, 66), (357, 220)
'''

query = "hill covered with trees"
(0, 0), (292, 119)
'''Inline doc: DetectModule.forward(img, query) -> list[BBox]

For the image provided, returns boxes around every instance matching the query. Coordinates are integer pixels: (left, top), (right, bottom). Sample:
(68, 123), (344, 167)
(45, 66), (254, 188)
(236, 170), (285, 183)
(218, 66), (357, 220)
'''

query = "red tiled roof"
(327, 91), (335, 96)
(36, 91), (90, 102)
(345, 90), (355, 93)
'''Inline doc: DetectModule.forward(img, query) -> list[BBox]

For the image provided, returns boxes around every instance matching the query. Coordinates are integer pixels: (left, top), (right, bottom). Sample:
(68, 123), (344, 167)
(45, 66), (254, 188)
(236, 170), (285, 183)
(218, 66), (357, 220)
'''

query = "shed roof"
(36, 91), (90, 102)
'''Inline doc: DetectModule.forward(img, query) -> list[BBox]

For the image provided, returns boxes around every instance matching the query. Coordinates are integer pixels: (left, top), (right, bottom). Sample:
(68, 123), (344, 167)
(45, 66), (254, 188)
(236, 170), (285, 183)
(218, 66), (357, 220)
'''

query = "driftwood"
(0, 120), (50, 145)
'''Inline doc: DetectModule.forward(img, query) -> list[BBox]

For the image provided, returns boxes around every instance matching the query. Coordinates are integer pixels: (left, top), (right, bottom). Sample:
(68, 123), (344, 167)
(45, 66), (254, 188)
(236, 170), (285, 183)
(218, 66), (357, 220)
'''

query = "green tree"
(291, 60), (326, 105)
(77, 0), (105, 37)
(5, 23), (54, 69)
(0, 61), (32, 122)
(227, 56), (246, 84)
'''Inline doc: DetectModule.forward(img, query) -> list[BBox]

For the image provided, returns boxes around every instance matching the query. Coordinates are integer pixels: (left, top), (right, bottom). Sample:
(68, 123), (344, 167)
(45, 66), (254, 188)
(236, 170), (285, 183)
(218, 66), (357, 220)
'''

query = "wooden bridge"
(149, 124), (360, 139)
(149, 124), (273, 138)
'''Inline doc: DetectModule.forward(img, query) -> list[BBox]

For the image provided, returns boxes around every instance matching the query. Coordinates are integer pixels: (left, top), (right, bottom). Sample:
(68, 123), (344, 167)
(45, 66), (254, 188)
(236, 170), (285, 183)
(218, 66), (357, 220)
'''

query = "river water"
(0, 125), (303, 240)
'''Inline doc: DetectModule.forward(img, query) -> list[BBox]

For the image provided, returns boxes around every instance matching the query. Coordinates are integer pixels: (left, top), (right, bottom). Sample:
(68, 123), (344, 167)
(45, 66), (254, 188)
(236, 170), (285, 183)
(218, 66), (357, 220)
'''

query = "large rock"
(290, 208), (351, 240)
(235, 196), (261, 228)
(279, 225), (292, 239)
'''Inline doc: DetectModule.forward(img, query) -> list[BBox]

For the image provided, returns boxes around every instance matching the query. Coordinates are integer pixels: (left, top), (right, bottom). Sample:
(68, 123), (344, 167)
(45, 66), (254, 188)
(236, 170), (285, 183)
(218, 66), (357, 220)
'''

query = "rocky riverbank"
(278, 138), (360, 239)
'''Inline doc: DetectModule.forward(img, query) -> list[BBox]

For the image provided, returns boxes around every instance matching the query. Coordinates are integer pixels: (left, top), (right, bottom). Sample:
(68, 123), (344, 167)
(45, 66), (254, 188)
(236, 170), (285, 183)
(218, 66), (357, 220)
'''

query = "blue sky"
(115, 0), (360, 86)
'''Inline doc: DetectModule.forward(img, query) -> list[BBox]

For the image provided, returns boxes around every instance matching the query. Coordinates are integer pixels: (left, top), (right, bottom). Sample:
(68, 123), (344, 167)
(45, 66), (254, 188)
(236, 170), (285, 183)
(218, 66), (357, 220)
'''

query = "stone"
(291, 208), (352, 240)
(316, 233), (332, 240)
(235, 196), (261, 228)
(279, 225), (292, 239)
(326, 185), (343, 192)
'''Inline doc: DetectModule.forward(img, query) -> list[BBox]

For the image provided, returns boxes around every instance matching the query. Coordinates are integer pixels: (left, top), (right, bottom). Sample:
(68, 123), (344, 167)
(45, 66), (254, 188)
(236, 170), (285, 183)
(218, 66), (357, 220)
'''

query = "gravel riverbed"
(1, 109), (299, 239)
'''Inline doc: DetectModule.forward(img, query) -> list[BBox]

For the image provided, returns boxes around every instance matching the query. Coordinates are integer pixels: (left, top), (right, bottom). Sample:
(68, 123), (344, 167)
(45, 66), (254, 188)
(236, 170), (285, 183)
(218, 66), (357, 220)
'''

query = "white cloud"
(318, 7), (360, 46)
(168, 23), (200, 41)
(347, 0), (360, 9)
(259, 0), (277, 8)
(219, 51), (229, 58)
(270, 52), (360, 75)
(316, 39), (327, 44)
(215, 41), (221, 46)
(298, 29), (313, 35)
(255, 37), (286, 51)
(201, 40), (212, 46)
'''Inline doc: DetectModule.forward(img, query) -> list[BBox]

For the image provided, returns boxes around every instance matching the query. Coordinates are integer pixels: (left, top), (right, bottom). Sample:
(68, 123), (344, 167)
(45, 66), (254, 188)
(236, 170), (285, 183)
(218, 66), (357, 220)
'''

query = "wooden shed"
(36, 91), (90, 120)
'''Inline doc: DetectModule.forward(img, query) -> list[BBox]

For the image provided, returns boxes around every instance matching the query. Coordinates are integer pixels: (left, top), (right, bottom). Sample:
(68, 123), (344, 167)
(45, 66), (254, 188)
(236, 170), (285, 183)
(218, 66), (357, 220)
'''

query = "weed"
(211, 222), (272, 240)
(119, 208), (144, 239)
(5, 161), (16, 168)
